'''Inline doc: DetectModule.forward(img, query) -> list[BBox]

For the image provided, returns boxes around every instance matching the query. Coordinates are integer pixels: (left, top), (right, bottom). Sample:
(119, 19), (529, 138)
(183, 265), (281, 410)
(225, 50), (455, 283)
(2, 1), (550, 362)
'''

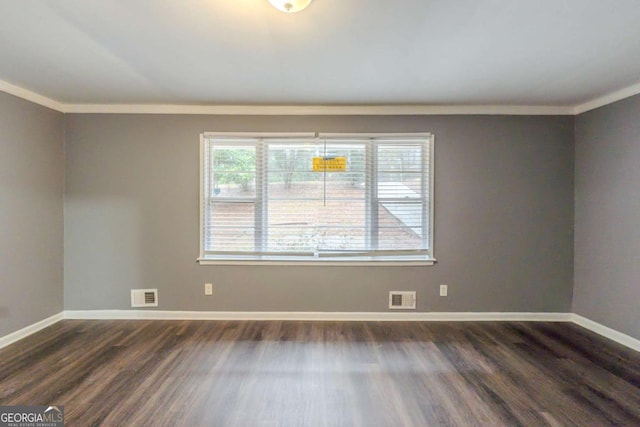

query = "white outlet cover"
(440, 285), (448, 297)
(205, 283), (213, 295)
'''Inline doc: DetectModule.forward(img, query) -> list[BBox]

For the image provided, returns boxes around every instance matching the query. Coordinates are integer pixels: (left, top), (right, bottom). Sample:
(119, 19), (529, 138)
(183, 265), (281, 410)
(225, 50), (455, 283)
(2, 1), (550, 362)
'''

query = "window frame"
(198, 132), (435, 266)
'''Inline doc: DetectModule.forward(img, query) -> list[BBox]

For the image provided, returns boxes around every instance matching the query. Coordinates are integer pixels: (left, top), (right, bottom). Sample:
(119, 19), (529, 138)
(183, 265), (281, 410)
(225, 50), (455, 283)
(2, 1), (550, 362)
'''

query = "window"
(198, 133), (435, 265)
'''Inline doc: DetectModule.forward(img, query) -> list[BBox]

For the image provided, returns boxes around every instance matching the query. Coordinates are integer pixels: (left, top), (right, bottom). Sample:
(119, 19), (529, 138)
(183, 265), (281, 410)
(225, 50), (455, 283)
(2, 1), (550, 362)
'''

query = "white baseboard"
(3, 311), (638, 355)
(0, 312), (64, 350)
(63, 310), (572, 322)
(571, 314), (640, 353)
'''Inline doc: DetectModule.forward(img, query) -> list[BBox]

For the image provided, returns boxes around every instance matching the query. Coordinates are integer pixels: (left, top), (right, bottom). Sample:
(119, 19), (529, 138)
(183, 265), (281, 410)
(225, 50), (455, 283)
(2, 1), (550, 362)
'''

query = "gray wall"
(64, 114), (574, 313)
(574, 94), (640, 340)
(0, 92), (64, 336)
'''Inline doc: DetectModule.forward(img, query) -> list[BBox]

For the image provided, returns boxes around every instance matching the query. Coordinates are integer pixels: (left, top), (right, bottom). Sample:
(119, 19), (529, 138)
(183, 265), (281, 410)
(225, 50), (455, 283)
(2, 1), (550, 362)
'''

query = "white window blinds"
(199, 133), (434, 263)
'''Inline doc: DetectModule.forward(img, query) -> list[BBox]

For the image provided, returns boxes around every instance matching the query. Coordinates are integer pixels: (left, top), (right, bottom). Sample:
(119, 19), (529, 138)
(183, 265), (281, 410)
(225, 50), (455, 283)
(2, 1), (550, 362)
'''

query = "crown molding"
(0, 79), (574, 115)
(0, 80), (65, 112)
(573, 80), (640, 115)
(2, 78), (639, 116)
(61, 103), (574, 115)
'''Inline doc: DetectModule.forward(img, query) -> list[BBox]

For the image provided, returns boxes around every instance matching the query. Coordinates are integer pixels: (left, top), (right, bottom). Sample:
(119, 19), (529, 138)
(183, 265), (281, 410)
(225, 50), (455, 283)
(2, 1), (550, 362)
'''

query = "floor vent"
(389, 291), (416, 309)
(131, 289), (158, 307)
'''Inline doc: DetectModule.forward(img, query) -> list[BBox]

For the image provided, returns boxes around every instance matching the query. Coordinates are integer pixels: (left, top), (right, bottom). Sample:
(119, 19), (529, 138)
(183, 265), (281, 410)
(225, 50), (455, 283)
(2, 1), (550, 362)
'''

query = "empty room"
(1, 0), (639, 425)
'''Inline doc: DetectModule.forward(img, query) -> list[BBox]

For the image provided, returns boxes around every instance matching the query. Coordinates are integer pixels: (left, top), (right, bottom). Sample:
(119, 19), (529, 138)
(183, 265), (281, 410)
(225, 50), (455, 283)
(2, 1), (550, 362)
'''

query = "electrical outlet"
(439, 284), (448, 297)
(204, 283), (213, 296)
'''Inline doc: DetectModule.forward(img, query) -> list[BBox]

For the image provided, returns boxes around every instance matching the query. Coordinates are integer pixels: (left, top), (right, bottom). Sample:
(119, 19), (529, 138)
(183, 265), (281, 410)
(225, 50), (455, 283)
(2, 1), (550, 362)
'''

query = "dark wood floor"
(1, 320), (639, 426)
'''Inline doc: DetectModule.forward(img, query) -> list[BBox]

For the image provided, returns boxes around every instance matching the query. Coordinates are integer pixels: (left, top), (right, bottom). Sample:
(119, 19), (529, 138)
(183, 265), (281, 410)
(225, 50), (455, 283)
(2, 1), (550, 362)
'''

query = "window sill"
(197, 257), (436, 267)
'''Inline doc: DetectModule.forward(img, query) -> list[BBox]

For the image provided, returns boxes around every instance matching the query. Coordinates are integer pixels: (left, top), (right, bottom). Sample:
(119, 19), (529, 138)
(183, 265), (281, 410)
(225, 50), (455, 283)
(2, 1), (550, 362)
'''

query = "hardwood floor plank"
(460, 324), (589, 426)
(0, 320), (638, 426)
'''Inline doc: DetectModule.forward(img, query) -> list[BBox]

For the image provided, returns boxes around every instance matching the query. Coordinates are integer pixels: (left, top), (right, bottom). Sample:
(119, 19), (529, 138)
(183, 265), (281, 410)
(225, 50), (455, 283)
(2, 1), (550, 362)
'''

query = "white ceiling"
(1, 0), (640, 111)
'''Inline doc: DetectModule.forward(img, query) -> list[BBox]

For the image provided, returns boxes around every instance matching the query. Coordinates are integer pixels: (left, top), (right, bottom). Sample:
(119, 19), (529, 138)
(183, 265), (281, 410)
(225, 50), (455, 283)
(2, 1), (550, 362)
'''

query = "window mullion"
(367, 140), (378, 251)
(200, 137), (209, 256)
(255, 139), (267, 252)
(420, 142), (429, 252)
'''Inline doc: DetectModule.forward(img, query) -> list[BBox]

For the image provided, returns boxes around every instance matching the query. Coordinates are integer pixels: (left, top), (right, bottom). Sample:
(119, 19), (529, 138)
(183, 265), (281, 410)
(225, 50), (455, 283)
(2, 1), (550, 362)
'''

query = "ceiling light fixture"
(268, 0), (313, 13)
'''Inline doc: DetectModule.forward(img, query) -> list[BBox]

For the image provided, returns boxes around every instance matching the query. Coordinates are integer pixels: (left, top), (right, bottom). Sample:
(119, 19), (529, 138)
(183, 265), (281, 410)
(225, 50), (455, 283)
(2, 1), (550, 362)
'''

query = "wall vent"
(131, 289), (158, 308)
(389, 291), (416, 309)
